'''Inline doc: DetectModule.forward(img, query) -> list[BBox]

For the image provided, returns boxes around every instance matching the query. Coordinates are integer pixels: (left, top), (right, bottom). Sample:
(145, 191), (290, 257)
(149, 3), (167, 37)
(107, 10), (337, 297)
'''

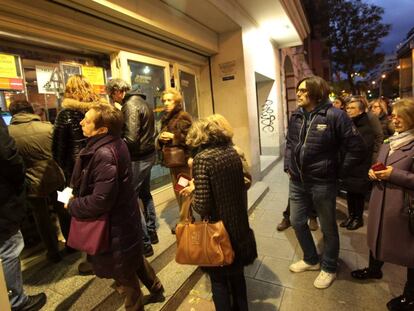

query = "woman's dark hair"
(297, 76), (330, 104)
(9, 100), (35, 115)
(89, 102), (124, 137)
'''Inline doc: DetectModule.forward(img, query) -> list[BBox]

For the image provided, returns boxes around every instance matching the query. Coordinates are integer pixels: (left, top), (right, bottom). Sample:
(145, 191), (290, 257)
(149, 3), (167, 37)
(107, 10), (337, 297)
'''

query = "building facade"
(0, 0), (310, 204)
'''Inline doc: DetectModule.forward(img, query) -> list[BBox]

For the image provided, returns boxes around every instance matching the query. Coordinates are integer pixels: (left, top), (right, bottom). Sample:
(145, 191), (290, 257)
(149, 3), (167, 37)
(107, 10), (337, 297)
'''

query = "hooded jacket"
(9, 113), (65, 196)
(121, 90), (155, 160)
(284, 103), (366, 183)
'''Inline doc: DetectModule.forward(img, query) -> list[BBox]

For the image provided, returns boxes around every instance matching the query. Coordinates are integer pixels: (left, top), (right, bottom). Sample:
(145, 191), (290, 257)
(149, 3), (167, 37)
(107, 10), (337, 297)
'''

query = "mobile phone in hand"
(371, 162), (387, 171)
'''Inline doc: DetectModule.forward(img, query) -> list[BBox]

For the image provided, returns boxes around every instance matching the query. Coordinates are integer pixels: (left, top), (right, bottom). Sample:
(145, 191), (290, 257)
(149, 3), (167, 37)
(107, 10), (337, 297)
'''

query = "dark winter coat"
(367, 140), (414, 268)
(284, 103), (366, 184)
(158, 108), (193, 158)
(52, 98), (92, 183)
(9, 113), (65, 196)
(367, 112), (384, 163)
(122, 90), (155, 160)
(192, 143), (257, 266)
(341, 112), (381, 193)
(378, 113), (394, 140)
(68, 134), (142, 279)
(0, 116), (26, 242)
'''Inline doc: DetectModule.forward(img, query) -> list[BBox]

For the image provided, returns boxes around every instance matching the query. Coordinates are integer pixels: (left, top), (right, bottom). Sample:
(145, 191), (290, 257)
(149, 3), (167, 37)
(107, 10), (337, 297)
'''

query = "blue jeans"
(0, 231), (28, 309)
(131, 153), (157, 247)
(289, 180), (339, 273)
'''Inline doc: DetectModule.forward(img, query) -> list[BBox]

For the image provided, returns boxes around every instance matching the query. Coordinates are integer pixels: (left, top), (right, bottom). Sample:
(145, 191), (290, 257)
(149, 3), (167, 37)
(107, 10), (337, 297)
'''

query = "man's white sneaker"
(313, 270), (336, 289)
(289, 260), (320, 273)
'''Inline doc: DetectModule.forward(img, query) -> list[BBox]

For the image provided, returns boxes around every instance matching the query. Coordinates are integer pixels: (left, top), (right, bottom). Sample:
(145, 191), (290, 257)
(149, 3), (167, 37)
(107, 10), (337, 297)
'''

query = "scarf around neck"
(389, 128), (414, 154)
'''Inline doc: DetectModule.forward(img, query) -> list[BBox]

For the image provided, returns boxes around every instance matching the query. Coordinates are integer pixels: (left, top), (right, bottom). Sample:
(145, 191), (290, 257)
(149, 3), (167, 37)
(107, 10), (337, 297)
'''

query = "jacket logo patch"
(316, 124), (327, 131)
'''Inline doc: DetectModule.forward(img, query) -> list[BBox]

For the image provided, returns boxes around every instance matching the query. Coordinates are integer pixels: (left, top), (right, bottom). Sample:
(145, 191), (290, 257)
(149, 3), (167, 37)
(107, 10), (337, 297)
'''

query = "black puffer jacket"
(284, 103), (366, 183)
(52, 98), (92, 183)
(122, 90), (155, 160)
(192, 143), (257, 266)
(341, 112), (378, 193)
(0, 116), (26, 242)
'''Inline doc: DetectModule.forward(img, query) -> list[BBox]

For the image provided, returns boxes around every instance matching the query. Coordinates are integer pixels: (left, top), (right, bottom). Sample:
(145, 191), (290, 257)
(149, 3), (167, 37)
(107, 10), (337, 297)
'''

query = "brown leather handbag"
(175, 197), (235, 267)
(162, 146), (186, 168)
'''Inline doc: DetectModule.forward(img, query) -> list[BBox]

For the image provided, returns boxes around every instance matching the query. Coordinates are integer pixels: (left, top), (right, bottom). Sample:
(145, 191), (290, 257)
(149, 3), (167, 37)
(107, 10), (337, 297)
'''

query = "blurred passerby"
(9, 100), (70, 262)
(351, 99), (414, 311)
(67, 103), (163, 311)
(107, 79), (158, 258)
(0, 115), (47, 311)
(340, 96), (383, 230)
(157, 88), (192, 234)
(332, 97), (345, 110)
(369, 98), (394, 139)
(186, 118), (257, 311)
(284, 76), (366, 289)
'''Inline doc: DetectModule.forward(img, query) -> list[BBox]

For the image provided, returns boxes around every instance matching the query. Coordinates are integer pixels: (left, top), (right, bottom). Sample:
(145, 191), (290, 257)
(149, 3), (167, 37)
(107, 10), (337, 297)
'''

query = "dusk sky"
(368, 0), (414, 54)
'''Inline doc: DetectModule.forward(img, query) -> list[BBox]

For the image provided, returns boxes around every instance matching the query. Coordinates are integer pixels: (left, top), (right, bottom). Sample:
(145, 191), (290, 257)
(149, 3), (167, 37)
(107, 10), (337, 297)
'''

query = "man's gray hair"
(106, 79), (131, 95)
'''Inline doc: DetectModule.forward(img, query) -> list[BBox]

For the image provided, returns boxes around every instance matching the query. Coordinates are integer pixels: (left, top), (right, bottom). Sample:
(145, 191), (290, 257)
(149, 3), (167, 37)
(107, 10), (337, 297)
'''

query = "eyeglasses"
(297, 88), (308, 95)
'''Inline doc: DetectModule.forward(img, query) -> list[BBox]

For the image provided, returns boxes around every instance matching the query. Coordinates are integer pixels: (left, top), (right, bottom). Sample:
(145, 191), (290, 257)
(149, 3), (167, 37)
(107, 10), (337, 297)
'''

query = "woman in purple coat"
(67, 103), (162, 311)
(351, 99), (414, 311)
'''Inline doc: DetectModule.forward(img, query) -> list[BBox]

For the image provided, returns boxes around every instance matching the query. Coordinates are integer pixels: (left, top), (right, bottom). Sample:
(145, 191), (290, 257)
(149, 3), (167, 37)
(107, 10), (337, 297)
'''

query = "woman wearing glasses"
(351, 98), (414, 311)
(369, 98), (394, 139)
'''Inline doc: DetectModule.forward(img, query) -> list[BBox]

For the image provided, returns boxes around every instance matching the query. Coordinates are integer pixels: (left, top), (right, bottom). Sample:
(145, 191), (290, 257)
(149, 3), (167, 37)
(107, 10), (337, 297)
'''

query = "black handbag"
(406, 192), (414, 235)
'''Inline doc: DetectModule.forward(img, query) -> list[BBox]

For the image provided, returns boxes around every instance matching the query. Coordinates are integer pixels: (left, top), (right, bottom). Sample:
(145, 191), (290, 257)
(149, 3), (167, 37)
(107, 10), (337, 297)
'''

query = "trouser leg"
(115, 274), (144, 311)
(289, 181), (319, 266)
(207, 268), (232, 311)
(136, 257), (162, 293)
(0, 231), (28, 309)
(28, 197), (59, 255)
(228, 266), (248, 311)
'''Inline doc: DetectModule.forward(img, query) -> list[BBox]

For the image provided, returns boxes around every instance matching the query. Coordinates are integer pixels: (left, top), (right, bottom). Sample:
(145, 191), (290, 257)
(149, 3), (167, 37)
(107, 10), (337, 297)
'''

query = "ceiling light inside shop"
(143, 66), (151, 74)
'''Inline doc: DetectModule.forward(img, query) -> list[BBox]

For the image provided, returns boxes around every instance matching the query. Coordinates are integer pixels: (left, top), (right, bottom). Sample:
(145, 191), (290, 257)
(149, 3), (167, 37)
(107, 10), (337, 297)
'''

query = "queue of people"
(1, 72), (413, 311)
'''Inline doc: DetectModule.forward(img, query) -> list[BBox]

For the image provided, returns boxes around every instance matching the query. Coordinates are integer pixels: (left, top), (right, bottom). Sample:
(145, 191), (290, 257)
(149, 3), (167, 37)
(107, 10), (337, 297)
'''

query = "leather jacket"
(122, 90), (155, 160)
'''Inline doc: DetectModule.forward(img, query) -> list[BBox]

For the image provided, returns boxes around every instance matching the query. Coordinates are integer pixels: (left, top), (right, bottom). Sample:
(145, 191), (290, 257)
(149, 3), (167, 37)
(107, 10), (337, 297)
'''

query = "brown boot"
(309, 217), (319, 231)
(277, 218), (291, 231)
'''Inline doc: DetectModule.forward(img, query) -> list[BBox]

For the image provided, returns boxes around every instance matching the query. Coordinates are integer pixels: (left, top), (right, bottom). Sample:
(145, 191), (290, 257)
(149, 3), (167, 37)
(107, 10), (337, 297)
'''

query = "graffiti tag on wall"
(260, 99), (275, 132)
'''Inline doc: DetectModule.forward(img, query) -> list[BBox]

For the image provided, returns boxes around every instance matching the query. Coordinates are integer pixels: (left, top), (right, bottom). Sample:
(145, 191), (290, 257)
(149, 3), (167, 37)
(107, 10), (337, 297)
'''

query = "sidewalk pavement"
(176, 160), (405, 311)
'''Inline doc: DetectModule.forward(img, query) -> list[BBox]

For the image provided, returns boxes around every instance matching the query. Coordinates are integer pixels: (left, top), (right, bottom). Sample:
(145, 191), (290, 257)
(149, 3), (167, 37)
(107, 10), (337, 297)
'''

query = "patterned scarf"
(389, 128), (414, 155)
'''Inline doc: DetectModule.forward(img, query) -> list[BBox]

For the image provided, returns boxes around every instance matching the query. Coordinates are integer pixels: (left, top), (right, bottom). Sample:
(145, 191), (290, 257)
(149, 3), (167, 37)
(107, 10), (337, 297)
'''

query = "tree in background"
(321, 0), (390, 93)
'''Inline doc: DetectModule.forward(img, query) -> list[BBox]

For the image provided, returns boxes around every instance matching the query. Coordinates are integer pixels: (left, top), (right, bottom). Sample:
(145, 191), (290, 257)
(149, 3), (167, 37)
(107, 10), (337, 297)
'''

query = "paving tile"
(247, 277), (284, 311)
(256, 236), (296, 260)
(245, 256), (264, 278)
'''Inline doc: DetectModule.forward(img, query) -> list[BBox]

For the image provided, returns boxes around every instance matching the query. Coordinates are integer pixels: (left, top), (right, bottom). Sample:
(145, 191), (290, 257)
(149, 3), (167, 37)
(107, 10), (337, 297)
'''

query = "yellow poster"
(81, 66), (105, 86)
(0, 54), (18, 78)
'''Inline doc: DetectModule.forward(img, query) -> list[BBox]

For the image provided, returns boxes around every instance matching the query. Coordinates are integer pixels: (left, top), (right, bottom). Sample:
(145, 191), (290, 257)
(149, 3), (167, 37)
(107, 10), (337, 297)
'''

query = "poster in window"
(81, 66), (106, 94)
(60, 63), (81, 86)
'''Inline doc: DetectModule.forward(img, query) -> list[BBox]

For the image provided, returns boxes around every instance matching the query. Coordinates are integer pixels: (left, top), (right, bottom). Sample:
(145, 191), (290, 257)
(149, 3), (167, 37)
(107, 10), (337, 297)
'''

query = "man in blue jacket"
(284, 76), (365, 289)
(0, 115), (46, 310)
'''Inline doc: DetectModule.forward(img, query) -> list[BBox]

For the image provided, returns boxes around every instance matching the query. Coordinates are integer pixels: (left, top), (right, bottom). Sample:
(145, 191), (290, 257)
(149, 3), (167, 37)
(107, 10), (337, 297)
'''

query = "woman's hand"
(159, 131), (174, 141)
(180, 179), (194, 197)
(368, 169), (379, 181)
(374, 166), (393, 181)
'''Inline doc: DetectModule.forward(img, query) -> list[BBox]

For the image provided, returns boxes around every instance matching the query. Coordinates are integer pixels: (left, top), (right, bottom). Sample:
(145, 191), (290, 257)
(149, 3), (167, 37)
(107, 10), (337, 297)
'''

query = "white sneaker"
(289, 260), (320, 273)
(313, 270), (336, 289)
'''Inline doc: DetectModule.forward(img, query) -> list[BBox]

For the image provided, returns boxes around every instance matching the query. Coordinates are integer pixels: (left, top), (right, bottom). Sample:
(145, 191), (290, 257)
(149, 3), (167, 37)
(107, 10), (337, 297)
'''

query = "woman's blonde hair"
(206, 114), (234, 139)
(64, 75), (100, 103)
(186, 117), (232, 148)
(162, 88), (182, 105)
(392, 98), (414, 129)
(369, 98), (388, 115)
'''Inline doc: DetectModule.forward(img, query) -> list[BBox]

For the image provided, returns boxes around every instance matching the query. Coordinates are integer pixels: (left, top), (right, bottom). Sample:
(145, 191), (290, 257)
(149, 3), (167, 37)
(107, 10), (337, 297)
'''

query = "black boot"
(387, 294), (414, 310)
(340, 217), (352, 228)
(351, 267), (383, 280)
(347, 217), (364, 230)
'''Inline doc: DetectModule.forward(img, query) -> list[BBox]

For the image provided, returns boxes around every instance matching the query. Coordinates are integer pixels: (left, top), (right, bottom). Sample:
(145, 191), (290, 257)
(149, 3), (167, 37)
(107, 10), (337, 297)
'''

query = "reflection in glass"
(128, 60), (171, 189)
(179, 70), (198, 118)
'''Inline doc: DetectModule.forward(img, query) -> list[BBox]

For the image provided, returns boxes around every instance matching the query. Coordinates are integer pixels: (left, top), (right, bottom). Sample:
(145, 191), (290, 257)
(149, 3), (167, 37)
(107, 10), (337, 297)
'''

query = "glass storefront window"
(128, 59), (171, 190)
(179, 70), (199, 118)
